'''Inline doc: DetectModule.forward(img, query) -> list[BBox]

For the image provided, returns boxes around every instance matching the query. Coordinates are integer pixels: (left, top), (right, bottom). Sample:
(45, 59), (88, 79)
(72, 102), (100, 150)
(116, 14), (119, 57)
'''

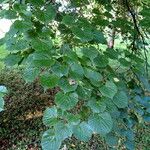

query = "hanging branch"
(125, 0), (148, 76)
(125, 0), (141, 35)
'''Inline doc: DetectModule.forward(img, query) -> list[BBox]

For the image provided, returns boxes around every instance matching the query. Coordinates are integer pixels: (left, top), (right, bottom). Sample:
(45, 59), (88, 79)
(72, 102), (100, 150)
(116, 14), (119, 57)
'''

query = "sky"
(0, 19), (12, 38)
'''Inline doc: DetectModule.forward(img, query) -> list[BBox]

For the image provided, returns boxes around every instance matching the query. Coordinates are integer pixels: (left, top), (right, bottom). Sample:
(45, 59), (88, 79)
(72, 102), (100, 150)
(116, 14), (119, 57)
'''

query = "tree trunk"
(108, 27), (116, 49)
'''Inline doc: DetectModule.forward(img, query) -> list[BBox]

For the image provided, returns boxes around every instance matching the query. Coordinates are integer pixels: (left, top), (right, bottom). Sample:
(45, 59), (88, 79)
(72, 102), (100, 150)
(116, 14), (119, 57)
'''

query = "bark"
(107, 27), (116, 49)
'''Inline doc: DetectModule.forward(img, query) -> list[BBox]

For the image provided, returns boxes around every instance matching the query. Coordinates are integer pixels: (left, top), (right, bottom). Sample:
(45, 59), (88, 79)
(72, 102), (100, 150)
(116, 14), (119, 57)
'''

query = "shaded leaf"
(55, 122), (73, 140)
(81, 47), (98, 60)
(105, 133), (118, 147)
(43, 107), (58, 126)
(73, 122), (93, 141)
(93, 54), (109, 68)
(41, 129), (61, 150)
(88, 112), (113, 135)
(40, 73), (59, 88)
(0, 97), (4, 112)
(84, 68), (102, 86)
(58, 78), (78, 93)
(55, 92), (78, 110)
(99, 81), (117, 99)
(23, 68), (40, 82)
(51, 63), (69, 77)
(88, 98), (106, 113)
(113, 91), (128, 108)
(70, 63), (84, 79)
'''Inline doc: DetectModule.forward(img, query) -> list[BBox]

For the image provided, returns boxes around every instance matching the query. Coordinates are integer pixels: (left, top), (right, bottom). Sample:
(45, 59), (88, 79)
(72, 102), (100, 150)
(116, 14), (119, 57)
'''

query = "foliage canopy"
(0, 0), (150, 149)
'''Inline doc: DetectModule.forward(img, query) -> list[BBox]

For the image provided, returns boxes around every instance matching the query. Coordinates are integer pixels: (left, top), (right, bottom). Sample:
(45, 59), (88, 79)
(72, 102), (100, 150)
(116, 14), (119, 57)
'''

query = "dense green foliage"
(0, 0), (150, 150)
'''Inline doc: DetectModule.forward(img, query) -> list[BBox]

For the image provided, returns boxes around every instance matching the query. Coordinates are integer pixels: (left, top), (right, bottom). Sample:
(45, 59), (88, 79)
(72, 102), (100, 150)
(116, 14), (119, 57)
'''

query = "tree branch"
(125, 0), (148, 76)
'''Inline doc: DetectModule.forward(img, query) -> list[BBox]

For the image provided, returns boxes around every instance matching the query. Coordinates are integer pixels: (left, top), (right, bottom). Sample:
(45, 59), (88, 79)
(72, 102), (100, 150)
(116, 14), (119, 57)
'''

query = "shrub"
(0, 1), (150, 150)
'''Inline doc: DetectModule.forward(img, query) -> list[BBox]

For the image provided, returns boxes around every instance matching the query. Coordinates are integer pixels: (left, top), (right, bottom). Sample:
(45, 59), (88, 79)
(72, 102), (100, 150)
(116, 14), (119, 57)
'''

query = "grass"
(0, 68), (149, 150)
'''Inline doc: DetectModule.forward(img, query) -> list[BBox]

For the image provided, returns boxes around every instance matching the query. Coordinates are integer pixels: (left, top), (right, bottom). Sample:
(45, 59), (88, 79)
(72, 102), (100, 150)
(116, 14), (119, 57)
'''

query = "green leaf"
(65, 113), (80, 125)
(4, 54), (22, 66)
(104, 48), (118, 60)
(70, 63), (84, 79)
(93, 30), (107, 44)
(88, 112), (113, 135)
(99, 81), (118, 99)
(34, 5), (56, 23)
(31, 51), (55, 67)
(93, 54), (109, 68)
(9, 39), (29, 51)
(72, 27), (93, 42)
(58, 78), (78, 93)
(73, 122), (93, 141)
(143, 116), (150, 122)
(23, 68), (40, 82)
(62, 15), (76, 26)
(40, 73), (59, 89)
(81, 47), (98, 60)
(113, 91), (128, 108)
(103, 97), (118, 113)
(0, 86), (7, 112)
(0, 97), (4, 112)
(55, 92), (78, 110)
(44, 5), (56, 22)
(30, 0), (45, 6)
(79, 106), (91, 120)
(61, 45), (78, 60)
(137, 75), (150, 92)
(4, 10), (17, 19)
(124, 130), (135, 141)
(105, 133), (118, 147)
(31, 38), (53, 51)
(88, 98), (106, 113)
(55, 122), (73, 140)
(41, 129), (61, 150)
(33, 10), (45, 22)
(84, 68), (102, 86)
(13, 20), (32, 32)
(119, 58), (131, 67)
(43, 107), (58, 127)
(124, 140), (135, 150)
(0, 86), (7, 94)
(51, 63), (69, 77)
(76, 85), (92, 99)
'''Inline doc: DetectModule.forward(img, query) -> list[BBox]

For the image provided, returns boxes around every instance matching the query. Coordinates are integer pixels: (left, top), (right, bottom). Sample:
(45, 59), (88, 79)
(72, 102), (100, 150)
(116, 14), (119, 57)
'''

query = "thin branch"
(125, 0), (141, 35)
(125, 0), (149, 76)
